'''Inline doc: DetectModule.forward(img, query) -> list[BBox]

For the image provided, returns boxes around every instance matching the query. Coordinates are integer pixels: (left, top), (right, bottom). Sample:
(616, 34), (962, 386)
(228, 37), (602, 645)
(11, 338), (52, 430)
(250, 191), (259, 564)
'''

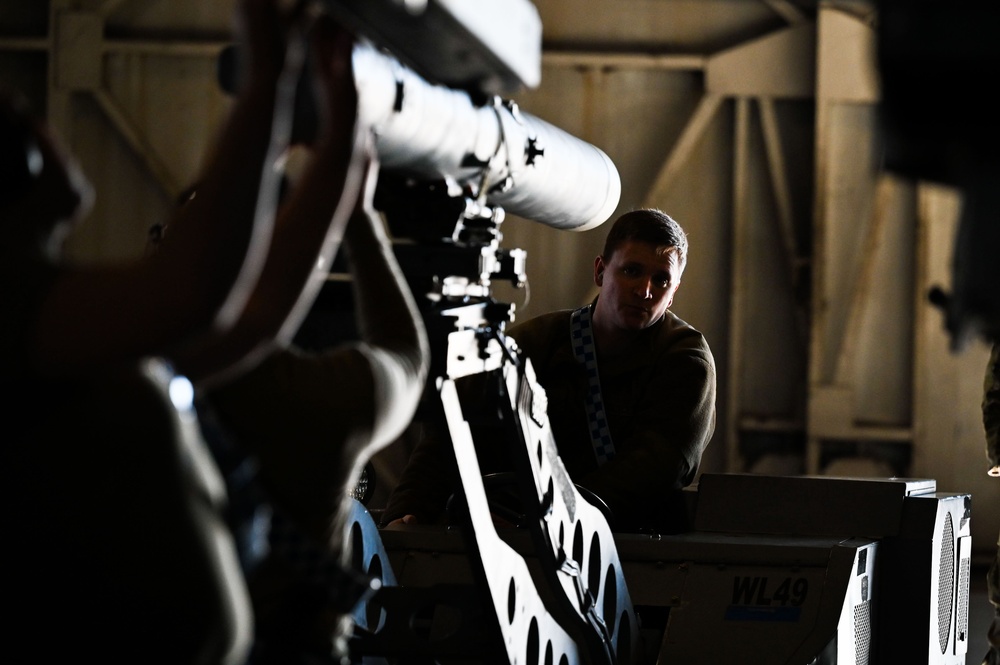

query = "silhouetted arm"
(179, 14), (367, 388)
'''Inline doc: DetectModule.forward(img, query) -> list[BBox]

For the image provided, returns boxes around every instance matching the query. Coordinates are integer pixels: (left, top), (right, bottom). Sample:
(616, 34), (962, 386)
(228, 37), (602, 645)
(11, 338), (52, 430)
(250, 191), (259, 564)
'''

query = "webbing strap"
(570, 304), (615, 465)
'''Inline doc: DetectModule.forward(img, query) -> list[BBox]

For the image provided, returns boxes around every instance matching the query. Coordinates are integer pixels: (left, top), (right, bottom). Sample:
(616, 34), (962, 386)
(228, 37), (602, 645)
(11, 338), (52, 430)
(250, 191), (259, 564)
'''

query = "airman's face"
(593, 240), (681, 331)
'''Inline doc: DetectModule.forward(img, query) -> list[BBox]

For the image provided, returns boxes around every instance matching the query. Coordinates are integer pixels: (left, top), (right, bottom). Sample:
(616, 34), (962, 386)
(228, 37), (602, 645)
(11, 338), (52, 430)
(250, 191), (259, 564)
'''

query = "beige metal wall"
(2, 0), (997, 555)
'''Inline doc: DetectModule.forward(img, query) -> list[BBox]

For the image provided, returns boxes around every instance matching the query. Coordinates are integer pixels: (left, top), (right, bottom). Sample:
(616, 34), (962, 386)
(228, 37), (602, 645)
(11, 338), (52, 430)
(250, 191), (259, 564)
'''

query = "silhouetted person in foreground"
(0, 1), (369, 662)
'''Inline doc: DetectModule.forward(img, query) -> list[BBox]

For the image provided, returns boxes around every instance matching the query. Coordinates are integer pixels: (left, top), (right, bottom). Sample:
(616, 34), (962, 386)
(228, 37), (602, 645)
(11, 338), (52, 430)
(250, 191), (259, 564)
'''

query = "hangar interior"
(1, 0), (997, 663)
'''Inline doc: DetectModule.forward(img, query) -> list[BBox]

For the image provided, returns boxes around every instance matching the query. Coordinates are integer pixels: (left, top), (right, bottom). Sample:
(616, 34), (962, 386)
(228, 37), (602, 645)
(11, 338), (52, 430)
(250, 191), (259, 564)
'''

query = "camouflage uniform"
(983, 342), (1000, 665)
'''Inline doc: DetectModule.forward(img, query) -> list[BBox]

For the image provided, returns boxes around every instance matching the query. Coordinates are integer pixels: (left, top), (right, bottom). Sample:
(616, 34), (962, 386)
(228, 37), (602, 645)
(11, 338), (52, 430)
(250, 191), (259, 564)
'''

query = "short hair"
(601, 208), (688, 272)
